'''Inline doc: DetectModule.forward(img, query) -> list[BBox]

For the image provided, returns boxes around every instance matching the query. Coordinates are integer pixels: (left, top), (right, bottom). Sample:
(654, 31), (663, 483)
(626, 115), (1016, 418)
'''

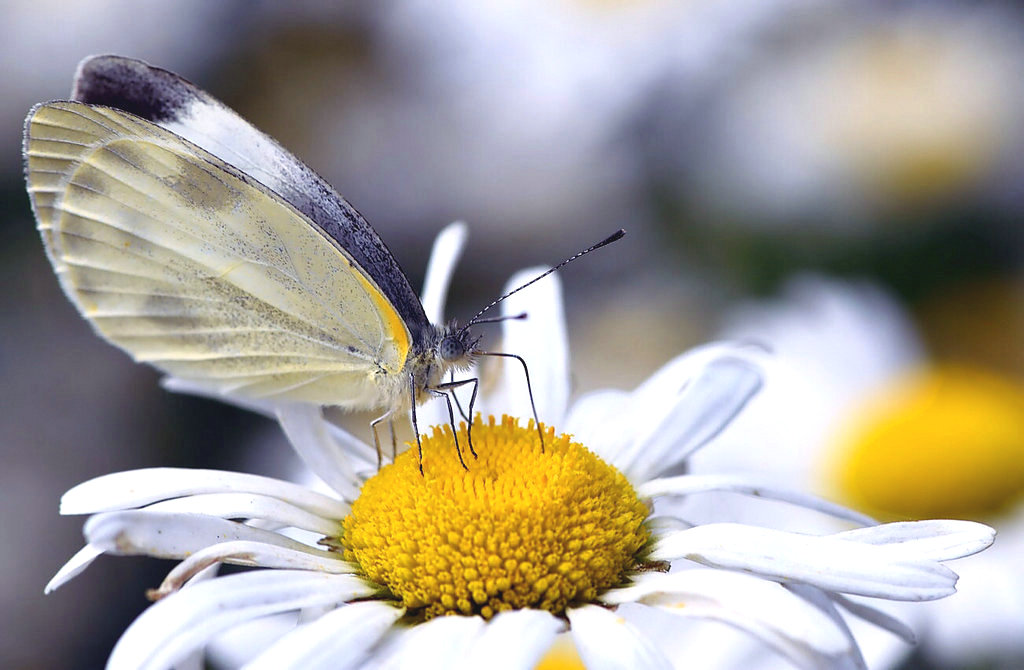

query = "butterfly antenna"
(471, 312), (527, 327)
(462, 229), (625, 332)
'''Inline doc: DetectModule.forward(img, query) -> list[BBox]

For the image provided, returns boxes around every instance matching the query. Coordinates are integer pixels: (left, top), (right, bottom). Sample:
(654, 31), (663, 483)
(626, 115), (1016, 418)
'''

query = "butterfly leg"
(448, 371), (472, 424)
(479, 351), (545, 452)
(428, 388), (468, 470)
(370, 410), (393, 470)
(409, 373), (425, 476)
(433, 377), (479, 459)
(388, 417), (397, 462)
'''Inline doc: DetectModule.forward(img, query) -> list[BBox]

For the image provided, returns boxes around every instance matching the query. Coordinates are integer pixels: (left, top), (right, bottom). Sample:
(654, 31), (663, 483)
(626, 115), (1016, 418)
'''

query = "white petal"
(84, 511), (337, 562)
(60, 468), (347, 519)
(562, 389), (632, 461)
(276, 403), (361, 501)
(835, 520), (995, 561)
(207, 612), (298, 668)
(645, 515), (693, 535)
(45, 544), (104, 593)
(411, 223), (469, 430)
(161, 375), (279, 415)
(173, 651), (204, 670)
(245, 600), (404, 670)
(638, 474), (876, 527)
(830, 594), (916, 644)
(785, 584), (866, 670)
(376, 615), (485, 670)
(603, 570), (853, 667)
(566, 604), (673, 670)
(564, 389), (627, 426)
(327, 423), (381, 471)
(153, 540), (354, 598)
(107, 570), (375, 670)
(145, 492), (341, 535)
(421, 221), (468, 325)
(626, 342), (765, 416)
(478, 267), (570, 427)
(619, 356), (763, 482)
(162, 379), (378, 469)
(652, 523), (960, 601)
(565, 344), (764, 478)
(461, 609), (565, 669)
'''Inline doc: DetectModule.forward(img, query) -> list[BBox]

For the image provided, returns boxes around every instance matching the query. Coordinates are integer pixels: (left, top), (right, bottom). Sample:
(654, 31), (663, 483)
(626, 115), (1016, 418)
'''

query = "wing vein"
(68, 142), (382, 355)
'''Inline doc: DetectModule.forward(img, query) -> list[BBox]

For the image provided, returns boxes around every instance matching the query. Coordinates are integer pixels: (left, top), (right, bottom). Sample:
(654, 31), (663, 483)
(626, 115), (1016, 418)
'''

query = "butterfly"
(23, 55), (623, 469)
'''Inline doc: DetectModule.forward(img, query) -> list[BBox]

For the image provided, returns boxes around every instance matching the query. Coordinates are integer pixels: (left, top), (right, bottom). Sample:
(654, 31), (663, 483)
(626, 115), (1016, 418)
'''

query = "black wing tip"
(72, 54), (200, 124)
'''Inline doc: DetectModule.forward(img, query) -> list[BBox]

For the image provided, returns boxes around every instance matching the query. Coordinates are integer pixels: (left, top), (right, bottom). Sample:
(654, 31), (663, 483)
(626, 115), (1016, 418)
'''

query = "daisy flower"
(705, 275), (1024, 667)
(48, 226), (994, 669)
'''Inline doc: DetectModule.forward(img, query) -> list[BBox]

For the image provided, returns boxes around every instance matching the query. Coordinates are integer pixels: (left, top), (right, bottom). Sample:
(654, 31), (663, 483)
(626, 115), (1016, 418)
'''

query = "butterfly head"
(435, 322), (480, 372)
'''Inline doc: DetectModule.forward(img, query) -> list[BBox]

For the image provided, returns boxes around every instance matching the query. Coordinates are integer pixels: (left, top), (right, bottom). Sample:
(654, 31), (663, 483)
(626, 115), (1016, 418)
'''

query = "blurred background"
(2, 1), (1023, 668)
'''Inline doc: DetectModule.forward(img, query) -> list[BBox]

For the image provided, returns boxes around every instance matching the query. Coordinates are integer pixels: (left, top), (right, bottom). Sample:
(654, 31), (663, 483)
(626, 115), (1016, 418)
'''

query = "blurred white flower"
(703, 275), (1024, 667)
(673, 4), (1024, 227)
(313, 0), (808, 239)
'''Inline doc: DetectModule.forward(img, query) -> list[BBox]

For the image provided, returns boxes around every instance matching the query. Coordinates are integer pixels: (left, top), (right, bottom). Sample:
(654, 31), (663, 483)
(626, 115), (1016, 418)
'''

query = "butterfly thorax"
(403, 323), (480, 406)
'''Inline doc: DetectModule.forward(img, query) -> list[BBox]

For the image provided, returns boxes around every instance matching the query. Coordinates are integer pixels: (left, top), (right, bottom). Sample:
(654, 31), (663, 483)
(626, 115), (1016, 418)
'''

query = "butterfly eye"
(438, 335), (466, 361)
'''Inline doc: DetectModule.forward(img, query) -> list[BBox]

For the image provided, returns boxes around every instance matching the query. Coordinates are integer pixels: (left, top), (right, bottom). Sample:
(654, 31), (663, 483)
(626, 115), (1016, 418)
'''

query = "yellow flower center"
(828, 365), (1024, 519)
(340, 416), (650, 620)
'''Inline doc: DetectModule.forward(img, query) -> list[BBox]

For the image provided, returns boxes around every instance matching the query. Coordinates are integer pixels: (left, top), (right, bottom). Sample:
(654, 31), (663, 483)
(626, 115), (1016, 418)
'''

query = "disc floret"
(340, 416), (650, 620)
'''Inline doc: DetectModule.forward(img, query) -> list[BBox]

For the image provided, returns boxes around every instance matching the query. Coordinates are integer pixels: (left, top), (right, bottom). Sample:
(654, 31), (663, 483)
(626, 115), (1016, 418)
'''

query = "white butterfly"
(23, 55), (621, 465)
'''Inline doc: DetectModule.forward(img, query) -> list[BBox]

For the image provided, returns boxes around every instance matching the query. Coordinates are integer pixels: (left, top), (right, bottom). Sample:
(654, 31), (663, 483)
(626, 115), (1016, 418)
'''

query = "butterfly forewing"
(72, 55), (432, 351)
(25, 101), (411, 407)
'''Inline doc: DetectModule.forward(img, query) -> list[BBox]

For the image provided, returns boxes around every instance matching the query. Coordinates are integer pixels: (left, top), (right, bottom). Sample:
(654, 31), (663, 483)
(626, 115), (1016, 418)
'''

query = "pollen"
(829, 364), (1024, 519)
(340, 416), (650, 620)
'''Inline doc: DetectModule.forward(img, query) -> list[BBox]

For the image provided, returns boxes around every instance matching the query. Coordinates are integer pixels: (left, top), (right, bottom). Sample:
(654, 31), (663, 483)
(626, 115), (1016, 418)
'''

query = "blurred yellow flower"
(830, 365), (1024, 520)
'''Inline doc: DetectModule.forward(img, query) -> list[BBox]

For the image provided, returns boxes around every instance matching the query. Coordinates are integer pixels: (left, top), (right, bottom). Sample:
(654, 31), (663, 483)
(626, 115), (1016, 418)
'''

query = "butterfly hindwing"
(25, 101), (411, 407)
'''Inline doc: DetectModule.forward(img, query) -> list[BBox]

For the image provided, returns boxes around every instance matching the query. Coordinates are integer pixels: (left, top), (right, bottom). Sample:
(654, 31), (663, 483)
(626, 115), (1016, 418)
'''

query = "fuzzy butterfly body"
(24, 55), (476, 414)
